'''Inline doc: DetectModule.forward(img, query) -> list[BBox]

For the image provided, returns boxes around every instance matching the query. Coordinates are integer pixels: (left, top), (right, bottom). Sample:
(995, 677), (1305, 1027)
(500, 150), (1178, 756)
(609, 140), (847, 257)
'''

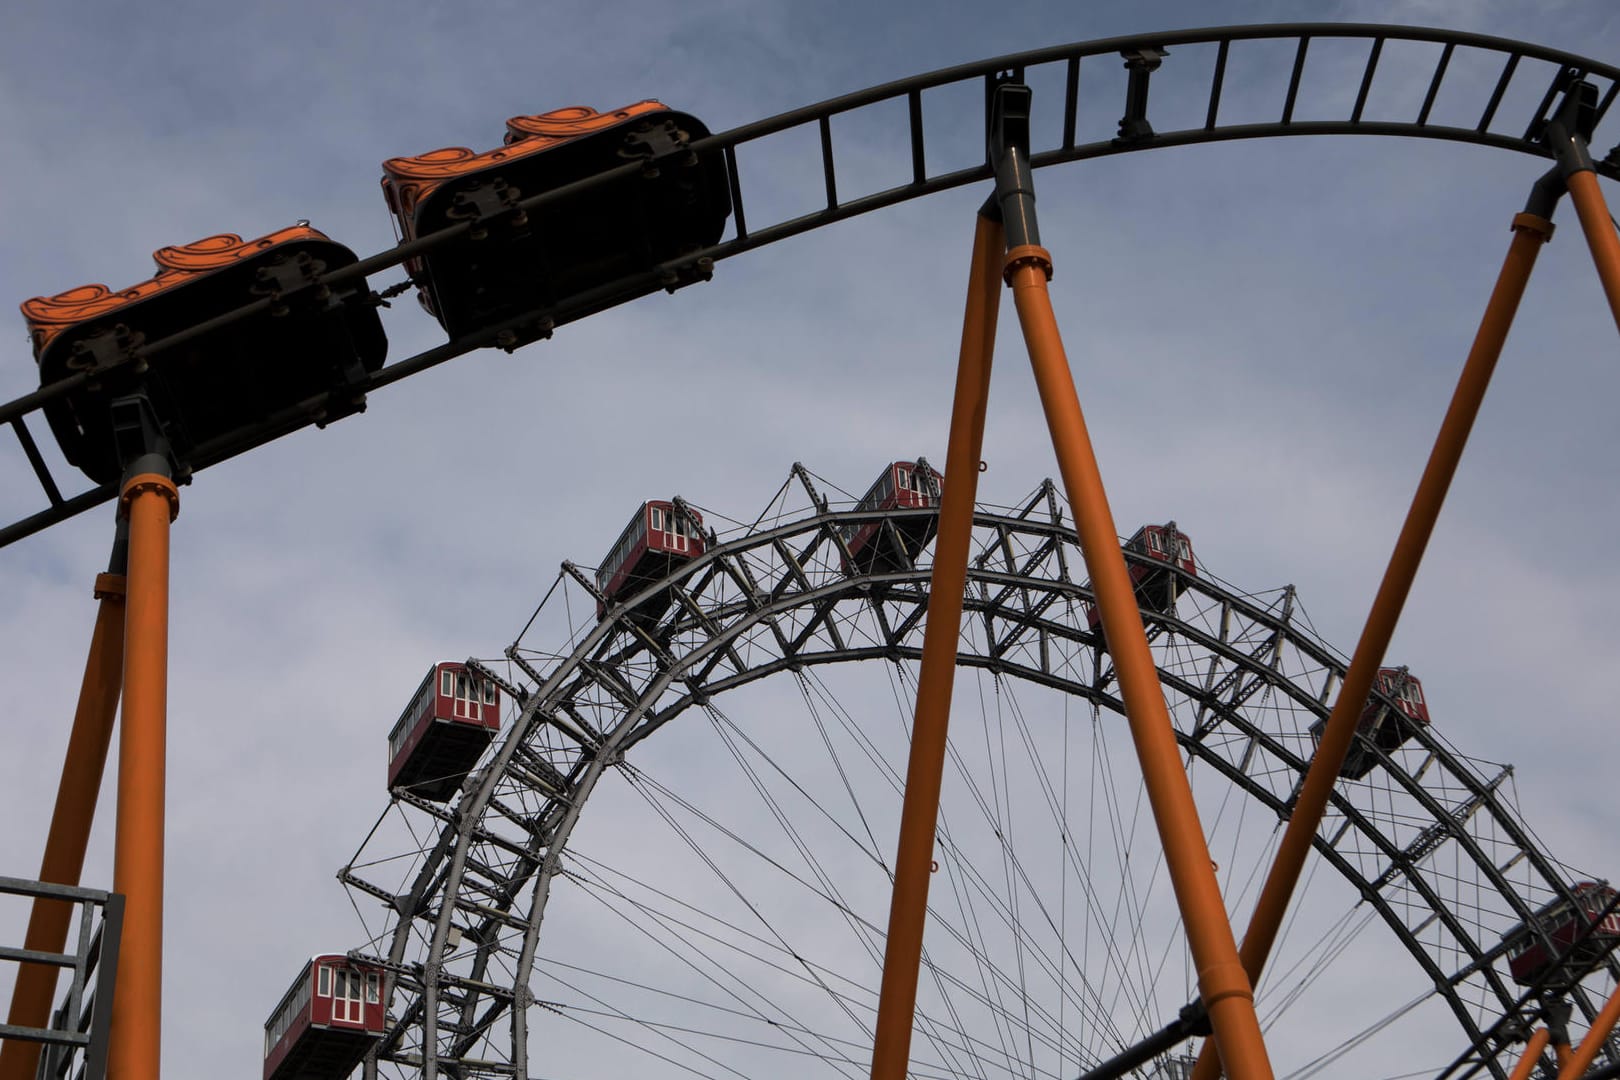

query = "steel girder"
(339, 479), (1616, 1079)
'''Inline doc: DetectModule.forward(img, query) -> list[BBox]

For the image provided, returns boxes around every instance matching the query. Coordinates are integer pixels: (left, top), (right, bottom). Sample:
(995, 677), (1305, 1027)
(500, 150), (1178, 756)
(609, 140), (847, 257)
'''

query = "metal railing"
(0, 877), (122, 1080)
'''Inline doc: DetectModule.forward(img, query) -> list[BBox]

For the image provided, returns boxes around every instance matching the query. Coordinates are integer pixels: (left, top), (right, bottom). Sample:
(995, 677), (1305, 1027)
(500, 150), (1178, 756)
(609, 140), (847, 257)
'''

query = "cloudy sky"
(4, 1), (1620, 1077)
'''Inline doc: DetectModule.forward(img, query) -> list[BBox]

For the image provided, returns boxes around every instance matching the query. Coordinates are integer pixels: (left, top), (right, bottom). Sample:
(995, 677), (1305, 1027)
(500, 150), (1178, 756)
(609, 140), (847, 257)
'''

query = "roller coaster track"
(5, 23), (1620, 550)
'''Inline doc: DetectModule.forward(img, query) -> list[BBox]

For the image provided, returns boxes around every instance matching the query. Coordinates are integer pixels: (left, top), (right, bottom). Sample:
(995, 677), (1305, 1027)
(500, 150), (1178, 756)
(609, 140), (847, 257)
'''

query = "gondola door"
(331, 968), (366, 1024)
(453, 671), (479, 720)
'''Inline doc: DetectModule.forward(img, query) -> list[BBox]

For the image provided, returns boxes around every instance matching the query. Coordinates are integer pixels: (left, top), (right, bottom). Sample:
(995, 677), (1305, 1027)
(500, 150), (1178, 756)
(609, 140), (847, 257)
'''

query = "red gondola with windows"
(1085, 522), (1196, 634)
(840, 461), (943, 575)
(1309, 666), (1430, 780)
(380, 102), (730, 348)
(596, 501), (706, 620)
(387, 662), (500, 802)
(263, 955), (386, 1080)
(1504, 882), (1620, 986)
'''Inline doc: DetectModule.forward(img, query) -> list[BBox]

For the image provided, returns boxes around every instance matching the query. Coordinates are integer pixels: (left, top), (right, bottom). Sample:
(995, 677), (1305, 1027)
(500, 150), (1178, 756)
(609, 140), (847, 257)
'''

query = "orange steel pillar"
(1565, 169), (1620, 334)
(107, 470), (178, 1080)
(1542, 80), (1620, 335)
(0, 564), (126, 1080)
(1507, 1028), (1551, 1080)
(1190, 208), (1554, 1080)
(1558, 982), (1620, 1079)
(1006, 242), (1274, 1079)
(868, 210), (1003, 1080)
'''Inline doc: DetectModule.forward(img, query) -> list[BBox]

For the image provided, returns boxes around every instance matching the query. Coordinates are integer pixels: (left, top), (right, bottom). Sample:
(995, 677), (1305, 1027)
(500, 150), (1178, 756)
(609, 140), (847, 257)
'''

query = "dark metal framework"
(339, 475), (1618, 1079)
(0, 876), (122, 1080)
(4, 24), (1620, 548)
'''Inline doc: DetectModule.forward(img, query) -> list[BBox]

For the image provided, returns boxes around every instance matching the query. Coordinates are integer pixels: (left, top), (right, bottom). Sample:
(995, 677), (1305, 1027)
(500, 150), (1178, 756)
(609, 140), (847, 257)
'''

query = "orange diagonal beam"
(1006, 241), (1274, 1079)
(0, 571), (125, 1080)
(868, 211), (1002, 1080)
(1192, 209), (1554, 1080)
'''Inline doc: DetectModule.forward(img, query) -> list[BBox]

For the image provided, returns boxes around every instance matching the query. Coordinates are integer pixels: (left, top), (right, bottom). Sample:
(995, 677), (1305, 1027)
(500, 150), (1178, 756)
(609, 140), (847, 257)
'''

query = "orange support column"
(1507, 1028), (1550, 1080)
(0, 569), (126, 1080)
(1558, 982), (1620, 1078)
(868, 211), (1002, 1080)
(1190, 211), (1553, 1080)
(1005, 243), (1274, 1080)
(1565, 170), (1620, 335)
(107, 471), (178, 1080)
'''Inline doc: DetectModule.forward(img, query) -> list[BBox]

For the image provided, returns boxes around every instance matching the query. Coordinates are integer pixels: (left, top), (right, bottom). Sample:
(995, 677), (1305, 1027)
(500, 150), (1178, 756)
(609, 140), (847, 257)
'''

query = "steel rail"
(6, 23), (1620, 547)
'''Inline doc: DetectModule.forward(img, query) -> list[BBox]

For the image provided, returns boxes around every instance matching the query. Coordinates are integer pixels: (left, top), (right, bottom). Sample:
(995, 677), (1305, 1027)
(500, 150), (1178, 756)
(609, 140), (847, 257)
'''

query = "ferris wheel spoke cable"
(934, 675), (1148, 1056)
(545, 899), (864, 1079)
(565, 852), (1071, 1080)
(794, 672), (888, 866)
(1262, 906), (1381, 1024)
(622, 766), (876, 1050)
(576, 788), (870, 1077)
(703, 702), (882, 961)
(1089, 712), (1160, 1030)
(933, 838), (1020, 1080)
(995, 670), (1169, 1053)
(979, 669), (1040, 1073)
(694, 701), (982, 1073)
(535, 980), (741, 1080)
(1279, 985), (1444, 1080)
(622, 763), (1056, 1078)
(800, 666), (1007, 1077)
(995, 669), (1124, 1064)
(879, 662), (1049, 1071)
(622, 753), (1081, 1042)
(829, 663), (1121, 1068)
(563, 847), (878, 1025)
(934, 679), (1137, 1056)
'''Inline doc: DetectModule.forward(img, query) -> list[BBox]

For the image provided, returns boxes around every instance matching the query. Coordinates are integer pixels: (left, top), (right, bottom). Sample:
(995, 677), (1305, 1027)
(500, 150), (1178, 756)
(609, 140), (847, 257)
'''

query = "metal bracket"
(108, 393), (176, 480)
(1537, 76), (1600, 176)
(66, 324), (144, 376)
(445, 178), (531, 239)
(987, 78), (1039, 248)
(251, 251), (330, 315)
(1117, 47), (1169, 143)
(617, 116), (699, 172)
(1073, 997), (1209, 1080)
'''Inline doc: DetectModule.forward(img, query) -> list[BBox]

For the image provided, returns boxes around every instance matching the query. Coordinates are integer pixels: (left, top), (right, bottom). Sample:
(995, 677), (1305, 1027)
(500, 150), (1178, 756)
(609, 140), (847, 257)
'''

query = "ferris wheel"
(337, 465), (1620, 1080)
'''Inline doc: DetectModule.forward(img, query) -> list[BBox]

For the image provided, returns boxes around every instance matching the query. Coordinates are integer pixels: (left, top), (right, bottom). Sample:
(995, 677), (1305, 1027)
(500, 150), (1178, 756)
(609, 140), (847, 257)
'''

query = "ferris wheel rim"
(345, 482), (1614, 1079)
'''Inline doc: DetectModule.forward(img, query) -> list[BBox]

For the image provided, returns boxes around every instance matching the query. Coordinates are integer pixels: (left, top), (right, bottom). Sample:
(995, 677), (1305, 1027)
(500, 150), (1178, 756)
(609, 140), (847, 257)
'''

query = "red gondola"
(381, 102), (730, 347)
(1085, 522), (1196, 633)
(386, 663), (500, 801)
(596, 501), (706, 620)
(1310, 667), (1430, 780)
(263, 955), (387, 1080)
(1505, 882), (1620, 986)
(840, 461), (943, 575)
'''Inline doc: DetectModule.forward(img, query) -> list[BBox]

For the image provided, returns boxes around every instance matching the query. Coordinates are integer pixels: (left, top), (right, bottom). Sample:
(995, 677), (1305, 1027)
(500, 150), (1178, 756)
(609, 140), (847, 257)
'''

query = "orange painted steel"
(1565, 170), (1620, 334)
(1553, 1037), (1573, 1069)
(0, 573), (125, 1080)
(1005, 243), (1274, 1079)
(107, 473), (178, 1080)
(1190, 211), (1553, 1079)
(1558, 981), (1620, 1078)
(868, 212), (1003, 1080)
(1507, 1028), (1550, 1080)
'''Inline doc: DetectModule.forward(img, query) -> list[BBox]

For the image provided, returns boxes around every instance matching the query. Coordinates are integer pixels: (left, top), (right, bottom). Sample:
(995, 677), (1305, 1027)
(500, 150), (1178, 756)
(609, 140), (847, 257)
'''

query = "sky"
(4, 0), (1620, 1078)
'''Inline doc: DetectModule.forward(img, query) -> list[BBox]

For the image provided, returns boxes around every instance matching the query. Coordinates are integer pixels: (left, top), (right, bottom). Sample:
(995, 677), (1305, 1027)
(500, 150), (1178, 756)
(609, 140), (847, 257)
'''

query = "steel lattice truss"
(337, 472), (1618, 1080)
